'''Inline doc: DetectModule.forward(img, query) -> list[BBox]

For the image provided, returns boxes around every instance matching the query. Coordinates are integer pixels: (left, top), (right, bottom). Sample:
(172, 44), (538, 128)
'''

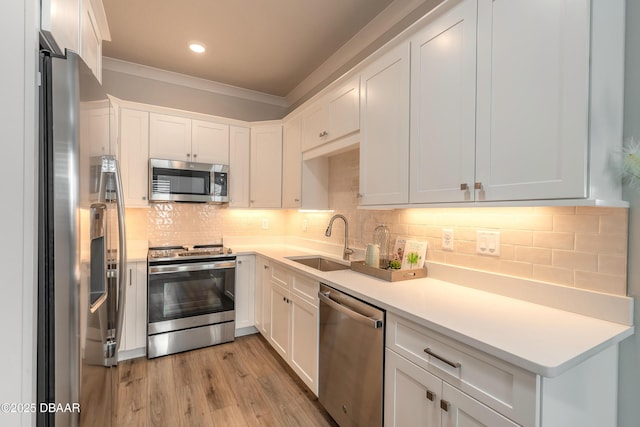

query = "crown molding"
(102, 57), (289, 108)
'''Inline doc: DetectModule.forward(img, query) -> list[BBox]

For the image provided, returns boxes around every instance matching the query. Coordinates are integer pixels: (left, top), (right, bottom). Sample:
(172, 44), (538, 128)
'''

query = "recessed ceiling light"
(189, 42), (206, 54)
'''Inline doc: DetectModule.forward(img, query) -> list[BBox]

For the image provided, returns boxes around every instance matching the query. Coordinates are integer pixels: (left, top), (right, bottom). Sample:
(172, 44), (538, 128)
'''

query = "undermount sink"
(287, 256), (350, 272)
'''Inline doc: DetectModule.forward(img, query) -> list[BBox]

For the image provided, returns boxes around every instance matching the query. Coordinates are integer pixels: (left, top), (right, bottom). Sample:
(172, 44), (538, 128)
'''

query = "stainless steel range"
(147, 244), (236, 358)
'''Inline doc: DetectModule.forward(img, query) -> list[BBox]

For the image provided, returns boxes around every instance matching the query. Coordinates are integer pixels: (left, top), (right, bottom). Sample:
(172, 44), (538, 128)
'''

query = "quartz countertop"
(231, 242), (634, 378)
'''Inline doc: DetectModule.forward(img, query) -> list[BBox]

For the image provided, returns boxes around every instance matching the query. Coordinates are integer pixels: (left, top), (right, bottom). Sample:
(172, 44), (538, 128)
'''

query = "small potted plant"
(407, 252), (419, 269)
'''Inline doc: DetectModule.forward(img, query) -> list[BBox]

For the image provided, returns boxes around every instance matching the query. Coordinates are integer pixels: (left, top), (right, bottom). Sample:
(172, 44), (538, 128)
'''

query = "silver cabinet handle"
(186, 153), (191, 157)
(193, 153), (197, 159)
(142, 196), (146, 200)
(460, 183), (469, 191)
(319, 131), (328, 137)
(440, 400), (450, 412)
(294, 198), (300, 202)
(129, 268), (132, 287)
(238, 260), (242, 264)
(424, 348), (461, 368)
(474, 182), (483, 190)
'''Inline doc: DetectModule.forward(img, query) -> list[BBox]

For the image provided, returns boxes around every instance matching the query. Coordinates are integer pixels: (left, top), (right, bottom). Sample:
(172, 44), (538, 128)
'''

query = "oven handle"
(149, 260), (236, 275)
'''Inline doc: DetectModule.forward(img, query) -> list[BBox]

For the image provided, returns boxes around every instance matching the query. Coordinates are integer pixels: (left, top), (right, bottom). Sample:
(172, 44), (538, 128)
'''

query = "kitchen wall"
(128, 147), (629, 297)
(618, 0), (640, 424)
(102, 67), (287, 122)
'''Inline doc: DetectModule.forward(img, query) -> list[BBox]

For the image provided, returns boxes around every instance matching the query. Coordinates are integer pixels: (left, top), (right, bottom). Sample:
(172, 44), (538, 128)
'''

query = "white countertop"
(231, 242), (634, 378)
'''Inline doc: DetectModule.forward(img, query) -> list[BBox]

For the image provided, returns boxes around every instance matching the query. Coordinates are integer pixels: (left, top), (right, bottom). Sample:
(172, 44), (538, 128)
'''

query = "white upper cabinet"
(409, 0), (477, 204)
(119, 108), (150, 207)
(301, 76), (360, 152)
(149, 113), (191, 160)
(229, 126), (251, 208)
(282, 117), (302, 209)
(41, 0), (80, 55)
(41, 0), (110, 82)
(250, 124), (283, 208)
(149, 113), (230, 164)
(475, 0), (591, 202)
(191, 119), (230, 164)
(359, 42), (410, 206)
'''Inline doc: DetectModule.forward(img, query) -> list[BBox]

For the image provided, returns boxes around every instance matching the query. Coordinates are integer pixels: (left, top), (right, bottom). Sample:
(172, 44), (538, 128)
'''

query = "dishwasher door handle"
(318, 291), (383, 329)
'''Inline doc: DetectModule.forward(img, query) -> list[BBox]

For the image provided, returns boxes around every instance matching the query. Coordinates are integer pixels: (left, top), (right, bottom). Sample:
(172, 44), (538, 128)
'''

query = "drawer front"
(270, 262), (292, 289)
(387, 312), (537, 427)
(291, 273), (318, 306)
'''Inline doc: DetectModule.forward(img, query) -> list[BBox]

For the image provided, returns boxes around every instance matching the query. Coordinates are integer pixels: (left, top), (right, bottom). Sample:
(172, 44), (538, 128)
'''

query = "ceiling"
(102, 0), (395, 98)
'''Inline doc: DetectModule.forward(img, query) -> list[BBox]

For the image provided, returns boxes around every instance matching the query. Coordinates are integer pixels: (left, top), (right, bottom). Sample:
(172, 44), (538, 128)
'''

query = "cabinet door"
(300, 103), (329, 152)
(359, 42), (410, 205)
(191, 119), (229, 164)
(229, 126), (251, 208)
(475, 0), (590, 201)
(254, 258), (265, 335)
(235, 255), (255, 331)
(410, 0), (477, 204)
(441, 383), (519, 427)
(149, 113), (192, 161)
(120, 108), (149, 207)
(41, 0), (79, 55)
(290, 292), (318, 394)
(269, 282), (291, 360)
(327, 76), (360, 141)
(385, 349), (442, 427)
(121, 262), (147, 353)
(80, 0), (101, 81)
(250, 125), (283, 208)
(282, 117), (302, 208)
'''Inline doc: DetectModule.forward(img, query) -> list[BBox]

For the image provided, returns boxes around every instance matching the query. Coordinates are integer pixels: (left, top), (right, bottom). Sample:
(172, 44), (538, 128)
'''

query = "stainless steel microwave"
(149, 158), (229, 203)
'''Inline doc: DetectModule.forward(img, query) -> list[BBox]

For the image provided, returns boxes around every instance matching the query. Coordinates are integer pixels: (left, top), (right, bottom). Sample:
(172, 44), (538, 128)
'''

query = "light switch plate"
(476, 230), (500, 256)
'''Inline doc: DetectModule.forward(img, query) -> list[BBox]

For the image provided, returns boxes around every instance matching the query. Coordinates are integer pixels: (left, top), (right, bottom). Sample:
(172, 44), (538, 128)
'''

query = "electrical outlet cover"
(442, 229), (454, 250)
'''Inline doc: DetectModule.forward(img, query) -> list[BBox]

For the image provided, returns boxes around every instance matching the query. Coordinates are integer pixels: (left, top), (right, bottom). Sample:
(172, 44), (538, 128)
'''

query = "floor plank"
(116, 334), (337, 427)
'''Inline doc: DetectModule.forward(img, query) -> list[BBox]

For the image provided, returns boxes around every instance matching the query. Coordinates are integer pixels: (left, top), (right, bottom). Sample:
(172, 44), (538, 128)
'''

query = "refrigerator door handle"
(89, 203), (108, 312)
(98, 156), (127, 360)
(112, 157), (127, 357)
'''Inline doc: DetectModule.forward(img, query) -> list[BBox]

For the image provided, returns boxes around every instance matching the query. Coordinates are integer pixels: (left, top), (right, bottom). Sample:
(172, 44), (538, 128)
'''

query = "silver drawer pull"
(424, 348), (461, 369)
(440, 399), (450, 412)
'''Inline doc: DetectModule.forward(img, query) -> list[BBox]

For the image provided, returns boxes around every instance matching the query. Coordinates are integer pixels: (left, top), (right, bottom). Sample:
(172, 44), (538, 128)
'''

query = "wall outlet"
(262, 218), (269, 230)
(476, 230), (500, 256)
(442, 229), (454, 250)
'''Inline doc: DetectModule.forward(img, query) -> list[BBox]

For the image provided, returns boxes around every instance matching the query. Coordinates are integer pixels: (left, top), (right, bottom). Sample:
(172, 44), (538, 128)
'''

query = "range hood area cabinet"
(149, 113), (230, 164)
(283, 116), (330, 210)
(358, 0), (625, 207)
(300, 76), (360, 153)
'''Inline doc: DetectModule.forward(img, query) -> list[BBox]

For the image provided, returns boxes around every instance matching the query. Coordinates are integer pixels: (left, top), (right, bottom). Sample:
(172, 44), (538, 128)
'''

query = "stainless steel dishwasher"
(318, 283), (385, 427)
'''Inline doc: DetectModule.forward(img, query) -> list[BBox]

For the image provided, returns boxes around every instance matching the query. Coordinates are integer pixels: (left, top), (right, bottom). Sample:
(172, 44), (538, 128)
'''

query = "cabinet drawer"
(387, 312), (536, 426)
(270, 262), (291, 289)
(291, 274), (318, 306)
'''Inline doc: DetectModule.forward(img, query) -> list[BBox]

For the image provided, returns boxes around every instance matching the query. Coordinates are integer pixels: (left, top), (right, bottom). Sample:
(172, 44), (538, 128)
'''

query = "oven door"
(147, 258), (235, 335)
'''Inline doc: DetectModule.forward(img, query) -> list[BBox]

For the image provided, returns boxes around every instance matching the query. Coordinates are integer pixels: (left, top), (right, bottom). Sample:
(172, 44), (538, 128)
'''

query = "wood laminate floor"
(116, 333), (338, 427)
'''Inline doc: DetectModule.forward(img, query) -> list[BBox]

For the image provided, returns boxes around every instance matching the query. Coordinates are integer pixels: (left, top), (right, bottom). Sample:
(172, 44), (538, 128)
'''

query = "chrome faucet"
(325, 214), (354, 261)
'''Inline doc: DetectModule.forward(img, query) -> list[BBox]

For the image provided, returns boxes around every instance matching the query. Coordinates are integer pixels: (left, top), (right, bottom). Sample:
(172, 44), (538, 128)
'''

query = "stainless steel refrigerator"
(37, 50), (127, 427)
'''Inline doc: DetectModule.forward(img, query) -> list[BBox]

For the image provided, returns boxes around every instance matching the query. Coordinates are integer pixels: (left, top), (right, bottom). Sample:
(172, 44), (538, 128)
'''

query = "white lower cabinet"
(234, 255), (255, 334)
(260, 261), (319, 395)
(386, 312), (620, 427)
(254, 256), (270, 337)
(119, 261), (147, 360)
(385, 349), (517, 427)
